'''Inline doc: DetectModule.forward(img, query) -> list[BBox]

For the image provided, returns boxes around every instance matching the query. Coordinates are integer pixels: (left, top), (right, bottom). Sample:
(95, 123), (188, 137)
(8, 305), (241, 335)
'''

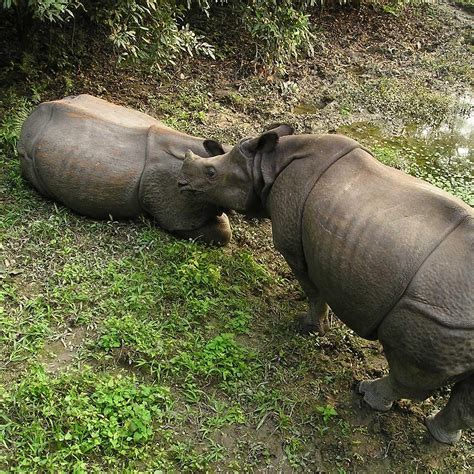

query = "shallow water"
(338, 94), (473, 205)
(293, 102), (321, 115)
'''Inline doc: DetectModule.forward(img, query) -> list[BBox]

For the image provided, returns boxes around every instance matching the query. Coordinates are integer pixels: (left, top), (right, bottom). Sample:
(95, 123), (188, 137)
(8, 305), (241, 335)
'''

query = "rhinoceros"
(17, 94), (231, 245)
(177, 125), (474, 444)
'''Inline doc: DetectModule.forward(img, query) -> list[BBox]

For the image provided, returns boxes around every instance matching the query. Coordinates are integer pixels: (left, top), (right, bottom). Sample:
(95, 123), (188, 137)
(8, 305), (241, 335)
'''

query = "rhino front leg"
(285, 258), (330, 335)
(174, 213), (232, 246)
(295, 285), (330, 335)
(358, 376), (404, 411)
(426, 375), (474, 444)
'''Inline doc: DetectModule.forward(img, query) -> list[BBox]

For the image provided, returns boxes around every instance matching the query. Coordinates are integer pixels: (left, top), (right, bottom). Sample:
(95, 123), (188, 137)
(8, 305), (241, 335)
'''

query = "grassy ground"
(1, 3), (473, 472)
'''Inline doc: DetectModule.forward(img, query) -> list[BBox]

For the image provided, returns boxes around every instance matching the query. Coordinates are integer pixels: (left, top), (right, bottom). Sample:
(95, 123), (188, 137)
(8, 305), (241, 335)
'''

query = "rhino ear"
(243, 131), (279, 156)
(265, 123), (294, 137)
(203, 139), (225, 156)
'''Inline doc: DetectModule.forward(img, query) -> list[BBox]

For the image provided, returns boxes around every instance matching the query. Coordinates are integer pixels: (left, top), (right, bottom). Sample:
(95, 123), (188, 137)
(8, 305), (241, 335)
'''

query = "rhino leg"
(358, 344), (436, 411)
(426, 375), (474, 444)
(295, 295), (329, 335)
(285, 257), (329, 335)
(360, 307), (473, 444)
(174, 214), (232, 247)
(358, 376), (399, 411)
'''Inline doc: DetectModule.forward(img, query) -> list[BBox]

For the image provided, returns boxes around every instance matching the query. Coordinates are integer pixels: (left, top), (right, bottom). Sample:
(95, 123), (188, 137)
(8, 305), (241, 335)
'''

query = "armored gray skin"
(178, 125), (474, 444)
(18, 94), (231, 245)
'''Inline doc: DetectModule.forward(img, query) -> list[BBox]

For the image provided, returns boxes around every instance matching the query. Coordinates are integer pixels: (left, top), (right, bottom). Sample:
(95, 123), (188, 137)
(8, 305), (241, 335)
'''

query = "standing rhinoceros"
(177, 125), (474, 444)
(18, 94), (231, 245)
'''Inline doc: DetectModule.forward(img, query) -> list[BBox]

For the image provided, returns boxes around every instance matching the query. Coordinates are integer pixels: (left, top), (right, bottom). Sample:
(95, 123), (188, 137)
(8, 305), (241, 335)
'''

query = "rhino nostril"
(178, 179), (188, 187)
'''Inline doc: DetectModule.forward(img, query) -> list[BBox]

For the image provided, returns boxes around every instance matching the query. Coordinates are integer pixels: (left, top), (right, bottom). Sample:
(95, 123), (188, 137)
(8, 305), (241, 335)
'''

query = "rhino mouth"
(178, 179), (202, 194)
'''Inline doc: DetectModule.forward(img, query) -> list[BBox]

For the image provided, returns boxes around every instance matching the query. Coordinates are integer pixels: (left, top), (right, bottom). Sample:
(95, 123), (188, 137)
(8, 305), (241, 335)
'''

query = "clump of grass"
(342, 77), (456, 126)
(0, 366), (173, 471)
(172, 333), (258, 384)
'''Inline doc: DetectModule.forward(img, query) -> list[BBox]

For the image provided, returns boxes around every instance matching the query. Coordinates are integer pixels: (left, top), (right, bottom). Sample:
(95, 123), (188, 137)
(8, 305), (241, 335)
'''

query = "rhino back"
(59, 94), (172, 130)
(268, 134), (362, 271)
(301, 148), (472, 338)
(20, 98), (150, 219)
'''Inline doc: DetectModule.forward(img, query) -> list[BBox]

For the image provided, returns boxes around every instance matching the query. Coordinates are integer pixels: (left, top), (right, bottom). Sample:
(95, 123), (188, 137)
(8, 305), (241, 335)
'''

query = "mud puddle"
(339, 94), (473, 205)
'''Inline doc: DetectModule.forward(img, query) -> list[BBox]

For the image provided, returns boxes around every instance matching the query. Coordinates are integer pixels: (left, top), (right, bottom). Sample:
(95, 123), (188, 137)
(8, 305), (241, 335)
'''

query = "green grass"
(0, 166), (273, 470)
(1, 367), (173, 471)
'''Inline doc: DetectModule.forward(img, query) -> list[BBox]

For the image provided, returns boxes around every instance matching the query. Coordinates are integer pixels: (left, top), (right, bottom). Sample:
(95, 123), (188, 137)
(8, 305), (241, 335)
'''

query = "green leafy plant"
(0, 366), (172, 469)
(1, 0), (82, 23)
(315, 404), (338, 424)
(173, 333), (256, 382)
(238, 0), (315, 69)
(89, 0), (215, 71)
(0, 95), (33, 155)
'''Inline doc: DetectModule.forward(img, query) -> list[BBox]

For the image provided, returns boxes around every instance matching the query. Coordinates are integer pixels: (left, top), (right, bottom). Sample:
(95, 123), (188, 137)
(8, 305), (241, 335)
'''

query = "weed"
(315, 404), (338, 424)
(200, 399), (246, 436)
(0, 366), (172, 470)
(172, 333), (258, 383)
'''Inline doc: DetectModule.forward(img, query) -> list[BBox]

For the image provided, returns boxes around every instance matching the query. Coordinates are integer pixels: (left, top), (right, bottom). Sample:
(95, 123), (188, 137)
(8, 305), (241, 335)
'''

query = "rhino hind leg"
(18, 145), (52, 199)
(425, 375), (474, 444)
(358, 372), (433, 412)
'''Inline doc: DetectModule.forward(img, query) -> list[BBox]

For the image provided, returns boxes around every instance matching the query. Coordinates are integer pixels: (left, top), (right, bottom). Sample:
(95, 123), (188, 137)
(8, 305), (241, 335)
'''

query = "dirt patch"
(41, 326), (88, 373)
(214, 422), (296, 472)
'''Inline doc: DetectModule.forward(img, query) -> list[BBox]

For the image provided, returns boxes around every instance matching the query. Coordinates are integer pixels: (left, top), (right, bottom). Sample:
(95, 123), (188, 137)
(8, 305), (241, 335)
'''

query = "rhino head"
(178, 124), (294, 216)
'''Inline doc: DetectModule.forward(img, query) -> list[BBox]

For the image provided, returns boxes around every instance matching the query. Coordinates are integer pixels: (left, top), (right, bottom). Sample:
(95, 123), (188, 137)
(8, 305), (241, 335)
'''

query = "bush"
(237, 0), (315, 68)
(1, 0), (217, 71)
(88, 1), (215, 70)
(1, 0), (383, 72)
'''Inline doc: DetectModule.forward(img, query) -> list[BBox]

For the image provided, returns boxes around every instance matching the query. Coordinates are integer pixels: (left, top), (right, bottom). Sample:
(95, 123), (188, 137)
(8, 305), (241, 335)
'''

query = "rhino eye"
(205, 166), (217, 178)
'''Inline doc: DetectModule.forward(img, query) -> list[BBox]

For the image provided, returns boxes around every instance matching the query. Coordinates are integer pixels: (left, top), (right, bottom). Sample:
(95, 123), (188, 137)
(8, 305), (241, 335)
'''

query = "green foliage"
(315, 404), (338, 424)
(0, 0), (329, 72)
(0, 95), (33, 155)
(0, 366), (172, 470)
(1, 0), (82, 23)
(89, 0), (215, 70)
(173, 333), (256, 382)
(238, 0), (315, 68)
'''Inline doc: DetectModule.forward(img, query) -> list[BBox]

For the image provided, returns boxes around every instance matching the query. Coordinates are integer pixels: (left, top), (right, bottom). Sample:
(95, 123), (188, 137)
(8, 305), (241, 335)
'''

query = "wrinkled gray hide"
(18, 94), (231, 245)
(178, 127), (474, 444)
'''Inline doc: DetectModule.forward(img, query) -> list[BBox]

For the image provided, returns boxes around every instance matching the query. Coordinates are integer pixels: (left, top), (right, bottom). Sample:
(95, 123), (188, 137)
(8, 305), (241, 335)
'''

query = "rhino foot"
(293, 312), (329, 335)
(358, 378), (394, 412)
(425, 411), (462, 445)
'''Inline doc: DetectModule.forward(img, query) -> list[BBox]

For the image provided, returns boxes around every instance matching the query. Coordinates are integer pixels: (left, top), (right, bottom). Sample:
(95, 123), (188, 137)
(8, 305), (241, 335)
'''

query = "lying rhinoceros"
(18, 94), (231, 245)
(178, 125), (474, 444)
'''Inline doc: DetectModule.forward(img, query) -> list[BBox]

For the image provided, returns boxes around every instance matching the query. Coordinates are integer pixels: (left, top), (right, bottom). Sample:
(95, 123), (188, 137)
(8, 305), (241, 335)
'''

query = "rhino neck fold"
(253, 134), (365, 211)
(138, 126), (213, 214)
(148, 126), (210, 162)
